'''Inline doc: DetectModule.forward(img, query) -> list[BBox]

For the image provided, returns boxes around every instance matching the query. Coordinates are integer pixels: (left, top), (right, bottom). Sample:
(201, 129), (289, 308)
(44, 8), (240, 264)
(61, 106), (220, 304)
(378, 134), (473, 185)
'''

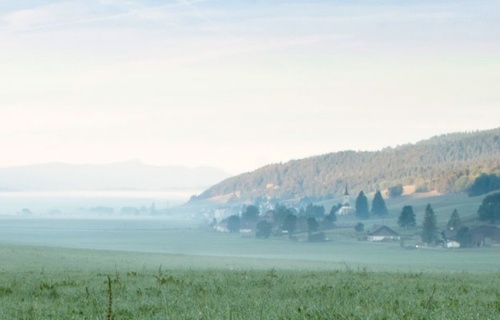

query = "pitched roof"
(471, 225), (500, 239)
(369, 225), (400, 237)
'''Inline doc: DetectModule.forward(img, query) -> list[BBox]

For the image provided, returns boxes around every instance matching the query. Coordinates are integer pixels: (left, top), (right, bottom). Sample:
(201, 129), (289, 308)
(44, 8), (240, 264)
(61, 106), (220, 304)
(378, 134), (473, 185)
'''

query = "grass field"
(1, 243), (500, 319)
(1, 192), (498, 319)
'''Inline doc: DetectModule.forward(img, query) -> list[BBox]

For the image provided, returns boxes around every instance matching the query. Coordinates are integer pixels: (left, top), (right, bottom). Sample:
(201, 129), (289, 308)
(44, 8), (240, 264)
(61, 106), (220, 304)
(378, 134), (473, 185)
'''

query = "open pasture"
(2, 218), (500, 272)
(1, 245), (500, 319)
(1, 216), (500, 319)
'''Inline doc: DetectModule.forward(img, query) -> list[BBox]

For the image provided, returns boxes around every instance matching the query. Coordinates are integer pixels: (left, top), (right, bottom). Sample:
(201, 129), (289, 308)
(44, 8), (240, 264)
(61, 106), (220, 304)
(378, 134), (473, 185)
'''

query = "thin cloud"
(1, 0), (209, 32)
(2, 2), (95, 31)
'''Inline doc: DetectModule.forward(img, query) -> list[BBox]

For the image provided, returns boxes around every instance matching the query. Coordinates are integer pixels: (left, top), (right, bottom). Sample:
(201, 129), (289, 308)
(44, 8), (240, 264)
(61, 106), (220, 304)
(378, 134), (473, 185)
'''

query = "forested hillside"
(192, 128), (500, 203)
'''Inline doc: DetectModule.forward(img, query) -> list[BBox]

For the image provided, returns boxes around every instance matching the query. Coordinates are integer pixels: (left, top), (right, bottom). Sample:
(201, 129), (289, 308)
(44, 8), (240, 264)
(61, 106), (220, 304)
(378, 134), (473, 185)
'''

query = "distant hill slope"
(0, 160), (230, 191)
(192, 128), (500, 203)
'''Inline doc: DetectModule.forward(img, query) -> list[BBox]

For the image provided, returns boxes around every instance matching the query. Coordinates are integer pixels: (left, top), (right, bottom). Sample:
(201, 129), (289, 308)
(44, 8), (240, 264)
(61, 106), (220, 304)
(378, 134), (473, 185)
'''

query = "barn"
(367, 225), (400, 242)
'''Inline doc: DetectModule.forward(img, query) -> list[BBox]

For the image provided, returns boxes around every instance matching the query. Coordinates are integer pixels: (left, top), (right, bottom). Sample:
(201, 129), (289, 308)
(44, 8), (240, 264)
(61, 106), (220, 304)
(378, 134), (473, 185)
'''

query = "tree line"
(397, 192), (500, 247)
(219, 189), (391, 241)
(221, 203), (338, 242)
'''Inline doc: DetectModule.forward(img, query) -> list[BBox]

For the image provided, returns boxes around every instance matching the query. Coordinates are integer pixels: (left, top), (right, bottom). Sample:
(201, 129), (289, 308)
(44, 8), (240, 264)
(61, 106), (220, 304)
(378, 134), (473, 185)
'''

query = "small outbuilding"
(367, 225), (400, 242)
(445, 240), (460, 248)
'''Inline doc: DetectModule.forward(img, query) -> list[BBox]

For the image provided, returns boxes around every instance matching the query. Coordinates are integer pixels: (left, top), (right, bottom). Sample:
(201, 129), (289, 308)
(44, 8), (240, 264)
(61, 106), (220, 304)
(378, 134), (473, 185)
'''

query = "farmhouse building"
(368, 225), (400, 242)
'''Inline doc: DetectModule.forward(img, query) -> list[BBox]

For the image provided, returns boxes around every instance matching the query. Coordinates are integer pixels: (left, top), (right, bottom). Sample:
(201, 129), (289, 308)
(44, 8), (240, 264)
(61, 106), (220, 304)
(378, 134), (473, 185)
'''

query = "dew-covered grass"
(1, 244), (500, 319)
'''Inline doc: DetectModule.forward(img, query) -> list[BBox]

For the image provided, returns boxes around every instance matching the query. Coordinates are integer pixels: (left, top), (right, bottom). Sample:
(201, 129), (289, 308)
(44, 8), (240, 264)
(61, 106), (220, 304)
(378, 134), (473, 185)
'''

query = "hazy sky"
(1, 0), (499, 174)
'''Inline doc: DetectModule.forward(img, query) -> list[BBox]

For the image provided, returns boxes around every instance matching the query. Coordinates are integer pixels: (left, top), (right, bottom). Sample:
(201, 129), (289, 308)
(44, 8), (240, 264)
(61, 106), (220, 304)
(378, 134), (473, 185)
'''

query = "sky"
(1, 0), (499, 175)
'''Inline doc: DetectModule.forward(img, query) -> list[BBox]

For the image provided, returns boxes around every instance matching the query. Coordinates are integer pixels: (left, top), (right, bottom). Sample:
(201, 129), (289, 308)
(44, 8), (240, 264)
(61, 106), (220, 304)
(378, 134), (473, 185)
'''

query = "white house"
(445, 240), (460, 248)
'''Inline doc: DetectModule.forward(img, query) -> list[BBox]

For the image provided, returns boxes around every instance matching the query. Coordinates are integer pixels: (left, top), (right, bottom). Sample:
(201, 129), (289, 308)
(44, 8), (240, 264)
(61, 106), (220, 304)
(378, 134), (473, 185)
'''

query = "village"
(204, 185), (500, 249)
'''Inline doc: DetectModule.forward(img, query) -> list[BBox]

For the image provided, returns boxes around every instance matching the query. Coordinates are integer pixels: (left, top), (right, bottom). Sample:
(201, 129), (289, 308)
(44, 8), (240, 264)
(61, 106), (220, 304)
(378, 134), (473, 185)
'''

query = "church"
(336, 184), (355, 215)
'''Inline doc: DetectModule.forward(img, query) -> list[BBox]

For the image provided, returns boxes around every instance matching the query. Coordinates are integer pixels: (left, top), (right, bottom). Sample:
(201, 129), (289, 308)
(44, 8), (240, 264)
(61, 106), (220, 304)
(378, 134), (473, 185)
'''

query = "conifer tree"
(421, 204), (438, 244)
(355, 191), (369, 219)
(283, 213), (297, 236)
(371, 190), (388, 215)
(446, 209), (461, 231)
(398, 205), (416, 228)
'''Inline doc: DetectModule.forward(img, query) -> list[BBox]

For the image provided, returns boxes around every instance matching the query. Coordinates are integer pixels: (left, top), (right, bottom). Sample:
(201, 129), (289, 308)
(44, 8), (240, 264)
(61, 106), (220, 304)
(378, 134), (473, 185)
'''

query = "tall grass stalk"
(106, 275), (113, 320)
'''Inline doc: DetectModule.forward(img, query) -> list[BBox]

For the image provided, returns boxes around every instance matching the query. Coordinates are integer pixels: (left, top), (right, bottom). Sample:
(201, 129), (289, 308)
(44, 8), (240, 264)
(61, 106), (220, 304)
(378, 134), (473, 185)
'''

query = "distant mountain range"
(0, 160), (230, 191)
(192, 128), (500, 203)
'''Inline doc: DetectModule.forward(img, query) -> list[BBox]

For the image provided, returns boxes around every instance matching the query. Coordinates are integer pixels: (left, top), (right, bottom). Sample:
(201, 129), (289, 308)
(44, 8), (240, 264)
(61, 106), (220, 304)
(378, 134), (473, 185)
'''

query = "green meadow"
(1, 191), (499, 319)
(2, 239), (500, 319)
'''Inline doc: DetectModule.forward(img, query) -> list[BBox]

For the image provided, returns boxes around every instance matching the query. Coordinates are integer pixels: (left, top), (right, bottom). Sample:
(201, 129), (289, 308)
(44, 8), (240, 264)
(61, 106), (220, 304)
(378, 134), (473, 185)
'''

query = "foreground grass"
(1, 267), (500, 319)
(1, 245), (500, 319)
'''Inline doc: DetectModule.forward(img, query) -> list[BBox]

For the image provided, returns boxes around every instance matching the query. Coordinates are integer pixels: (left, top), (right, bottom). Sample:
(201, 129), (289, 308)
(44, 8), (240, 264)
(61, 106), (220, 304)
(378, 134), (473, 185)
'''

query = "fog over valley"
(1, 0), (499, 317)
(0, 160), (229, 216)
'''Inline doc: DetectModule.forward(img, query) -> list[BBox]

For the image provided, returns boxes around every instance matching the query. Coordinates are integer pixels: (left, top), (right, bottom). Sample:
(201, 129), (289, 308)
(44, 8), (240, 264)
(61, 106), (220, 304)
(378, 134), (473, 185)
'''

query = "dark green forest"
(192, 128), (500, 203)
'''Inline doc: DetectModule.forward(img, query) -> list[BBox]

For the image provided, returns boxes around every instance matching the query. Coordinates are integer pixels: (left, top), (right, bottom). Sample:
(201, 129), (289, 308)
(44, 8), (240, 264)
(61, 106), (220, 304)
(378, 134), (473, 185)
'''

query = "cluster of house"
(443, 225), (500, 248)
(204, 184), (500, 248)
(366, 224), (500, 248)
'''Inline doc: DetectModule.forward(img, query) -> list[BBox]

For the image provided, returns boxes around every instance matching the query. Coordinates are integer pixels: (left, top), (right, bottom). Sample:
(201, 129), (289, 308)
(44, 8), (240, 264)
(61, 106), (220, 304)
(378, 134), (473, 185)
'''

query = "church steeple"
(343, 184), (350, 206)
(337, 183), (354, 216)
